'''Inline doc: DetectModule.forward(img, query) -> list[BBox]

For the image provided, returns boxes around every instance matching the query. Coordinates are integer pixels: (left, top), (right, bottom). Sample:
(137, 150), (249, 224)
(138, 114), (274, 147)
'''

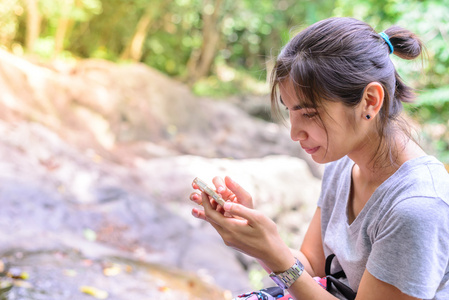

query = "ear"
(361, 82), (384, 120)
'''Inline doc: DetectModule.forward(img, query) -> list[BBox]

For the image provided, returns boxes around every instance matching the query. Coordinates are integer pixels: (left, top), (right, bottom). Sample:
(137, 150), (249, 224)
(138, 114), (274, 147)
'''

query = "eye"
(303, 112), (318, 119)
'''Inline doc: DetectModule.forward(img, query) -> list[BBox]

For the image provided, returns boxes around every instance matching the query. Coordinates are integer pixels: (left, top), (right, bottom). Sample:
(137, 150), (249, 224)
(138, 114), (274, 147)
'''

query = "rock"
(0, 51), (323, 299)
(0, 49), (323, 177)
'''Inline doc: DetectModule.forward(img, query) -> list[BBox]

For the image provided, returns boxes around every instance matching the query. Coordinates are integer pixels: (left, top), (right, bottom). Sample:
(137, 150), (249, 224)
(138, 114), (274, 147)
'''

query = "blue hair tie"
(379, 32), (394, 54)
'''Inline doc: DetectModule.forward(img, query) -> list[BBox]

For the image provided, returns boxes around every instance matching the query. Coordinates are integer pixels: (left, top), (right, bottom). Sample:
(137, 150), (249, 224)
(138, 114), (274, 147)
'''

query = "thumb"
(223, 202), (258, 225)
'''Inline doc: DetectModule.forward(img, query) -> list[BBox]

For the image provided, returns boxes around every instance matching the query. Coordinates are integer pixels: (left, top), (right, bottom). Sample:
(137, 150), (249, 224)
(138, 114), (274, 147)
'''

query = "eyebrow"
(280, 96), (313, 110)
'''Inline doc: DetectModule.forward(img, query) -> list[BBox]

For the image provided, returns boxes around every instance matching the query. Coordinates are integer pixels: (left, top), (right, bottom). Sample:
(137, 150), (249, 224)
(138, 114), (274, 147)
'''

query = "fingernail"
(192, 209), (199, 218)
(224, 202), (232, 211)
(217, 186), (225, 193)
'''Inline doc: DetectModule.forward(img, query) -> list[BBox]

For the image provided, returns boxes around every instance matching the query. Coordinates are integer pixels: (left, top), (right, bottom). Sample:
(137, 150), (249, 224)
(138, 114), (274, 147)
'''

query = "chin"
(311, 152), (344, 164)
(310, 155), (327, 164)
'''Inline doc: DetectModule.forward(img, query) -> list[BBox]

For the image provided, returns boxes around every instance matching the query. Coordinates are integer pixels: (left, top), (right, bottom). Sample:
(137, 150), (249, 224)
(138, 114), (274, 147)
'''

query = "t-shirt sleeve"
(366, 197), (449, 299)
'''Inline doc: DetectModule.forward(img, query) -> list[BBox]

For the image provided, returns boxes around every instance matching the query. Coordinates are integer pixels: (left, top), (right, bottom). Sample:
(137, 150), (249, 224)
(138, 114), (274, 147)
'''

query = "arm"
(217, 201), (421, 300)
(191, 177), (336, 299)
(191, 178), (422, 299)
(257, 208), (325, 277)
(356, 270), (421, 300)
(298, 207), (326, 278)
(199, 194), (338, 300)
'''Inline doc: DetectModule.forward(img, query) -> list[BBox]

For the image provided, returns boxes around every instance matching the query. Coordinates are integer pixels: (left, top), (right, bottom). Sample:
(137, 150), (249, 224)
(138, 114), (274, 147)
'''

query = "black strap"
(325, 254), (346, 278)
(324, 254), (356, 300)
(326, 275), (356, 300)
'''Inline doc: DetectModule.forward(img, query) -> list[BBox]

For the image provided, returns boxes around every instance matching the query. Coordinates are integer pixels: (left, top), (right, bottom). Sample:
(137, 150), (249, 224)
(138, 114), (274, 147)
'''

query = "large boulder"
(0, 49), (322, 176)
(0, 50), (322, 299)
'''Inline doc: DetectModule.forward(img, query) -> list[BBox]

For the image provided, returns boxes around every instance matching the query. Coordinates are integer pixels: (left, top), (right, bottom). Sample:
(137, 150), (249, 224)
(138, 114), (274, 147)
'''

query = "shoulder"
(390, 156), (449, 202)
(376, 160), (449, 241)
(384, 196), (449, 233)
(372, 156), (449, 238)
(368, 178), (449, 298)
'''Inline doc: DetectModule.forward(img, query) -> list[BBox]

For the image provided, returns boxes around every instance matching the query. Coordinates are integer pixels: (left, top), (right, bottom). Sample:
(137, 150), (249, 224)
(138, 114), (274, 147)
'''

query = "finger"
(201, 191), (218, 215)
(191, 197), (222, 221)
(223, 202), (258, 226)
(189, 192), (203, 206)
(192, 207), (206, 220)
(212, 176), (225, 191)
(216, 204), (225, 213)
(192, 207), (227, 227)
(201, 192), (229, 227)
(192, 181), (199, 190)
(225, 176), (251, 204)
(190, 187), (225, 214)
(191, 196), (218, 223)
(212, 176), (235, 201)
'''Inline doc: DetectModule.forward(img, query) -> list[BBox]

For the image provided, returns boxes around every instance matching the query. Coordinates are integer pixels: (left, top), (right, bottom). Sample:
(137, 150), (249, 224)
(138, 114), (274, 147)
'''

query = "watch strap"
(269, 257), (304, 290)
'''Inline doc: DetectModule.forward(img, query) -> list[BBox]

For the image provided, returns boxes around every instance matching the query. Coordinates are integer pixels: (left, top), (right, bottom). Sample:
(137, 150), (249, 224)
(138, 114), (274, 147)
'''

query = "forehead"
(279, 80), (315, 108)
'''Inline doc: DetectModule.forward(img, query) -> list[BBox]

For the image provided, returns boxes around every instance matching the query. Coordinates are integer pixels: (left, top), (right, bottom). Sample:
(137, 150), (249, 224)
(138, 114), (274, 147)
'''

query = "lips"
(302, 146), (319, 155)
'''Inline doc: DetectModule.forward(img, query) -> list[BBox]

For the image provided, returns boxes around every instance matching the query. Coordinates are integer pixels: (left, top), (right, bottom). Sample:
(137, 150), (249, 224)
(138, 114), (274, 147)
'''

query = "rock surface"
(0, 50), (322, 299)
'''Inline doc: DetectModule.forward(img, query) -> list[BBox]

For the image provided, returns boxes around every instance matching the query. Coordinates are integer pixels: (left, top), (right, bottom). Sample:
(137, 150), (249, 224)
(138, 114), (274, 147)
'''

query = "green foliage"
(192, 62), (269, 97)
(0, 0), (21, 48)
(408, 87), (449, 163)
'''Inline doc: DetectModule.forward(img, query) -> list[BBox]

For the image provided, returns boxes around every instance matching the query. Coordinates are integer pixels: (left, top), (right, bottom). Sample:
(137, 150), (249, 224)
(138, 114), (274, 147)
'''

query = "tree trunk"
(54, 0), (84, 56)
(186, 0), (225, 86)
(120, 2), (167, 62)
(54, 0), (72, 56)
(24, 0), (41, 53)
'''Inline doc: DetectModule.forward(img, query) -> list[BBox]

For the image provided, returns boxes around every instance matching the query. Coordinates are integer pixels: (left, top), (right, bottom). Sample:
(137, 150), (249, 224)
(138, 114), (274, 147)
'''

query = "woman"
(190, 17), (449, 300)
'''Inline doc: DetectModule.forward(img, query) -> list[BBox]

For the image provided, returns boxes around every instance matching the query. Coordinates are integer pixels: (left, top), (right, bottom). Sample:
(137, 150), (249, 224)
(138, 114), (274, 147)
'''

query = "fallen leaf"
(80, 285), (109, 299)
(103, 264), (121, 277)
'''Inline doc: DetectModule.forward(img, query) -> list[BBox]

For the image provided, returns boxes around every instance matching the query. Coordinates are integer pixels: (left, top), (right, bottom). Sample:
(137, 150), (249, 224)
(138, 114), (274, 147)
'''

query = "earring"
(365, 114), (371, 120)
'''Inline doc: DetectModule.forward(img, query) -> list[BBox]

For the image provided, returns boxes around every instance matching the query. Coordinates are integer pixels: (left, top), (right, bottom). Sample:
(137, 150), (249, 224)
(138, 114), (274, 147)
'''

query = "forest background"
(1, 0), (449, 162)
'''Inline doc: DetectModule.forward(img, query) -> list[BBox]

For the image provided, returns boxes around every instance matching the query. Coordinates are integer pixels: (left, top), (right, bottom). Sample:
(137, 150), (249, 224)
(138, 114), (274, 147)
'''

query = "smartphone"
(192, 177), (226, 206)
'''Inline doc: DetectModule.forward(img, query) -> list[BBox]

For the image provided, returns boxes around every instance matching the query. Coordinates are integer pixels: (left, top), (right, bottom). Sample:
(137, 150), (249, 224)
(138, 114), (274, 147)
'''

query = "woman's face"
(279, 80), (365, 164)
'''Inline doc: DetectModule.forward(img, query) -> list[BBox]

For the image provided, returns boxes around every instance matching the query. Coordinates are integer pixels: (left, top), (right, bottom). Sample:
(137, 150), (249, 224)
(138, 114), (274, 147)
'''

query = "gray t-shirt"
(318, 155), (449, 299)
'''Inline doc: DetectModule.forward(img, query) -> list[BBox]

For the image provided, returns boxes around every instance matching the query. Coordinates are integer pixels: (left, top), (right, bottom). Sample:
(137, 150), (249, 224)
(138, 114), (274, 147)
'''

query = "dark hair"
(270, 17), (423, 167)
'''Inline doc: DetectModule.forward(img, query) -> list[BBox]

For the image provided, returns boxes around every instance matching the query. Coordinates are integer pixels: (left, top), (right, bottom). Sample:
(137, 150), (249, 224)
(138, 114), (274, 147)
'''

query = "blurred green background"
(1, 0), (448, 163)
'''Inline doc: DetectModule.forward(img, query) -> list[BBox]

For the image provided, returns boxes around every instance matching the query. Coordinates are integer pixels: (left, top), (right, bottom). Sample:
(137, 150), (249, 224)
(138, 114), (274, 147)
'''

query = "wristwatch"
(269, 257), (304, 290)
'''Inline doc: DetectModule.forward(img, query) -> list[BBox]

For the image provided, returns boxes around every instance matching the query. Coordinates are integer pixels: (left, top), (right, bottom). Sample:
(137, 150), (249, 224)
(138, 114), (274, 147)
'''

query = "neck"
(348, 132), (425, 185)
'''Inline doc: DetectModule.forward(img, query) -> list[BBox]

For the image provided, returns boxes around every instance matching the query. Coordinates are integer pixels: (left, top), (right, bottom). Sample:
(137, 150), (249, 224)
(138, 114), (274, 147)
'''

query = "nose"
(290, 123), (308, 141)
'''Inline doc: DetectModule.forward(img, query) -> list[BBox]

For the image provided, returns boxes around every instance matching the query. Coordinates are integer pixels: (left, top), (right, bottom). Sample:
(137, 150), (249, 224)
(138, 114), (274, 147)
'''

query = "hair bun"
(384, 26), (423, 60)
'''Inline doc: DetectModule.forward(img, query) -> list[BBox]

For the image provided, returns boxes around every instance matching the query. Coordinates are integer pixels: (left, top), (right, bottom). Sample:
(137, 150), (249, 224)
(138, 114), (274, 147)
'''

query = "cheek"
(309, 119), (328, 141)
(326, 130), (356, 160)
